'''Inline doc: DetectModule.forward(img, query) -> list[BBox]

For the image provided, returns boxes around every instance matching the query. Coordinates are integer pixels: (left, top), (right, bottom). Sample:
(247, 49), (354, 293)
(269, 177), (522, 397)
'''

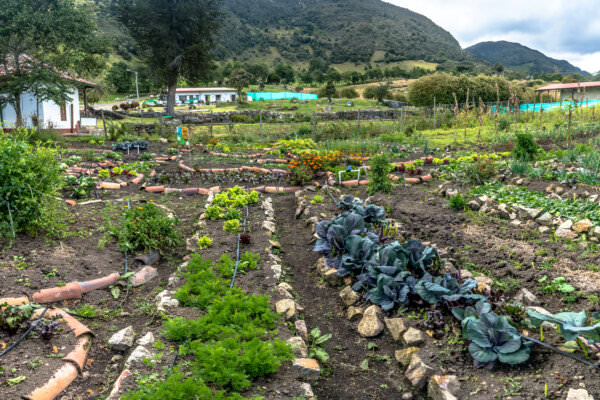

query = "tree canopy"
(0, 0), (105, 125)
(115, 0), (223, 115)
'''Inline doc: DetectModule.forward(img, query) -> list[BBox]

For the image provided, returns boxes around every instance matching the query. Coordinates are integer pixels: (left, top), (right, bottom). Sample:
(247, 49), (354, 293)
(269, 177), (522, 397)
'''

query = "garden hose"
(0, 307), (49, 359)
(521, 334), (600, 372)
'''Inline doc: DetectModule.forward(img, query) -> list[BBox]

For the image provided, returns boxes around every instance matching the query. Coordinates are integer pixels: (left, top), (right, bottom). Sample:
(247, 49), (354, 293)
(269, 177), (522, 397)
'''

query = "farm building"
(173, 87), (238, 105)
(536, 81), (600, 102)
(0, 56), (96, 133)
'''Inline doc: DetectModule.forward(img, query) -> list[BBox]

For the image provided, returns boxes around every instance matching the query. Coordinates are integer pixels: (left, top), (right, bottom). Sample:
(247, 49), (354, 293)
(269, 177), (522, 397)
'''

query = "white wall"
(42, 88), (79, 130)
(176, 91), (237, 104)
(0, 88), (79, 131)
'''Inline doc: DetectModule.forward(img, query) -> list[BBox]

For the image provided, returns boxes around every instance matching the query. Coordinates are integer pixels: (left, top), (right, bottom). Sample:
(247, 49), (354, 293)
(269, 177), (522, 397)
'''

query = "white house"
(0, 55), (96, 133)
(173, 87), (238, 105)
(0, 88), (83, 133)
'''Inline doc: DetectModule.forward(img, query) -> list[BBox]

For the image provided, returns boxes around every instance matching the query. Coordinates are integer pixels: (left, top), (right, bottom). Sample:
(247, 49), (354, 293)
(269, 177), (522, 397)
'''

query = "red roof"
(176, 87), (236, 93)
(0, 54), (96, 87)
(536, 81), (600, 91)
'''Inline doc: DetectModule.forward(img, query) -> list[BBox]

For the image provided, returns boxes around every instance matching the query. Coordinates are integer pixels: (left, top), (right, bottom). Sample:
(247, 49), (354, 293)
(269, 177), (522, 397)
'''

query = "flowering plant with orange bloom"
(288, 151), (343, 173)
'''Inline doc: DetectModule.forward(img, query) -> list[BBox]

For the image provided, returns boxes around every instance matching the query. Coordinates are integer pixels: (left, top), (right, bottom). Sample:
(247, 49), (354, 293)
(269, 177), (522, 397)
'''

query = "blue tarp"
(493, 99), (600, 113)
(247, 92), (318, 101)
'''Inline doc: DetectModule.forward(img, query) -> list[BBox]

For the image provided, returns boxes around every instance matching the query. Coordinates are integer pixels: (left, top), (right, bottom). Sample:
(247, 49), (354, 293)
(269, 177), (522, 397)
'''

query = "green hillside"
(83, 0), (475, 69)
(466, 41), (587, 75)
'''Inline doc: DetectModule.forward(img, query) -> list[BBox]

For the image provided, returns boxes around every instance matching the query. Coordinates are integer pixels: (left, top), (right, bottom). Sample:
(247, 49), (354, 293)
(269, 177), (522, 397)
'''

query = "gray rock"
(271, 264), (282, 281)
(566, 388), (595, 400)
(276, 299), (296, 320)
(405, 354), (433, 388)
(109, 326), (136, 352)
(137, 332), (155, 347)
(518, 206), (542, 220)
(125, 345), (152, 367)
(287, 336), (308, 358)
(428, 375), (460, 400)
(538, 226), (550, 234)
(299, 382), (314, 398)
(535, 212), (553, 226)
(460, 269), (473, 279)
(395, 347), (420, 367)
(295, 320), (308, 340)
(262, 221), (276, 233)
(155, 290), (179, 313)
(347, 306), (363, 321)
(324, 269), (342, 286)
(315, 257), (329, 274)
(467, 200), (480, 211)
(497, 204), (511, 219)
(384, 318), (407, 341)
(403, 327), (425, 346)
(402, 392), (414, 400)
(357, 305), (384, 337)
(514, 288), (538, 305)
(293, 358), (320, 381)
(594, 226), (600, 238)
(339, 286), (361, 306)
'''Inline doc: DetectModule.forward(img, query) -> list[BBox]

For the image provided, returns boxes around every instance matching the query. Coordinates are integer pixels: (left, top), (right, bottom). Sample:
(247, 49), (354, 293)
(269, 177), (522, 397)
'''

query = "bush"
(462, 158), (498, 184)
(0, 132), (61, 237)
(290, 164), (314, 186)
(512, 133), (539, 161)
(101, 202), (183, 253)
(498, 116), (511, 132)
(339, 87), (359, 99)
(448, 193), (467, 211)
(368, 154), (393, 195)
(231, 115), (250, 123)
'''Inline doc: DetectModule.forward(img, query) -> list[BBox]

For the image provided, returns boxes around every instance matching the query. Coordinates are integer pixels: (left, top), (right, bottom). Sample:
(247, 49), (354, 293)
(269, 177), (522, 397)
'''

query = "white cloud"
(385, 0), (600, 73)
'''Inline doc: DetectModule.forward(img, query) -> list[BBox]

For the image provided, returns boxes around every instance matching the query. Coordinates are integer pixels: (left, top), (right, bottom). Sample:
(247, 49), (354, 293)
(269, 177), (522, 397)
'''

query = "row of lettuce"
(313, 195), (600, 367)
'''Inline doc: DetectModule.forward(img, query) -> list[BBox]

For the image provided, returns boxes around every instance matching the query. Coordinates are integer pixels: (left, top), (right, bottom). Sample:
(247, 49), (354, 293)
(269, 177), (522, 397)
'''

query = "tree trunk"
(166, 72), (177, 116)
(14, 93), (23, 127)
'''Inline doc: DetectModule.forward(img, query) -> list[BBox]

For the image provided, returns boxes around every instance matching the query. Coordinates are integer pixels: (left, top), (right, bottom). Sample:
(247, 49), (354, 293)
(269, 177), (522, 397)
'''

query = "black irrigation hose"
(229, 205), (249, 289)
(0, 307), (49, 359)
(521, 334), (600, 372)
(169, 343), (180, 373)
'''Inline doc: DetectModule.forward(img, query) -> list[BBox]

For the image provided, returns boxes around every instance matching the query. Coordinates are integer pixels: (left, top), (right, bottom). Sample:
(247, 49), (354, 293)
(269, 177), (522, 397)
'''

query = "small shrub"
(498, 116), (510, 132)
(339, 87), (359, 99)
(512, 133), (538, 161)
(101, 202), (182, 253)
(224, 208), (241, 221)
(139, 152), (153, 161)
(0, 132), (61, 237)
(448, 193), (467, 211)
(223, 219), (241, 234)
(368, 154), (393, 195)
(462, 158), (498, 184)
(290, 164), (314, 186)
(510, 160), (531, 176)
(197, 235), (212, 250)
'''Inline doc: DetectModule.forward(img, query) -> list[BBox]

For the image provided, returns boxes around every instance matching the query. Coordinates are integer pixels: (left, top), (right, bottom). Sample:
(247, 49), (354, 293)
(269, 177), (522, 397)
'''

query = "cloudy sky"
(387, 0), (600, 73)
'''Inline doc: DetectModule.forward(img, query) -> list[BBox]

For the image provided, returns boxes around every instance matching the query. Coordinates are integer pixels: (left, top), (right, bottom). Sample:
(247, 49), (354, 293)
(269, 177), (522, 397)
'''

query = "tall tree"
(323, 81), (337, 102)
(0, 0), (105, 125)
(227, 68), (251, 103)
(115, 0), (222, 116)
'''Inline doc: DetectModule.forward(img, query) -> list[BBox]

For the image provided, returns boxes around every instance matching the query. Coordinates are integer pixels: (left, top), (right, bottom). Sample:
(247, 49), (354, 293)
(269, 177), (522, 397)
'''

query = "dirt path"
(273, 194), (416, 400)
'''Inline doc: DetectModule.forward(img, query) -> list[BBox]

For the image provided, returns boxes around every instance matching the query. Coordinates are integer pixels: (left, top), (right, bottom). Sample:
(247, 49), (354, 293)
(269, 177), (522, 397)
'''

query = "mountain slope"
(214, 0), (471, 66)
(84, 0), (474, 68)
(467, 41), (586, 75)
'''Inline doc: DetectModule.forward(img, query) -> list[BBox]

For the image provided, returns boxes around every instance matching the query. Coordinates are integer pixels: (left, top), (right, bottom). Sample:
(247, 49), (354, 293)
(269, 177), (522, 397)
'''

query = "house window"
(60, 104), (67, 121)
(231, 94), (236, 102)
(216, 95), (221, 102)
